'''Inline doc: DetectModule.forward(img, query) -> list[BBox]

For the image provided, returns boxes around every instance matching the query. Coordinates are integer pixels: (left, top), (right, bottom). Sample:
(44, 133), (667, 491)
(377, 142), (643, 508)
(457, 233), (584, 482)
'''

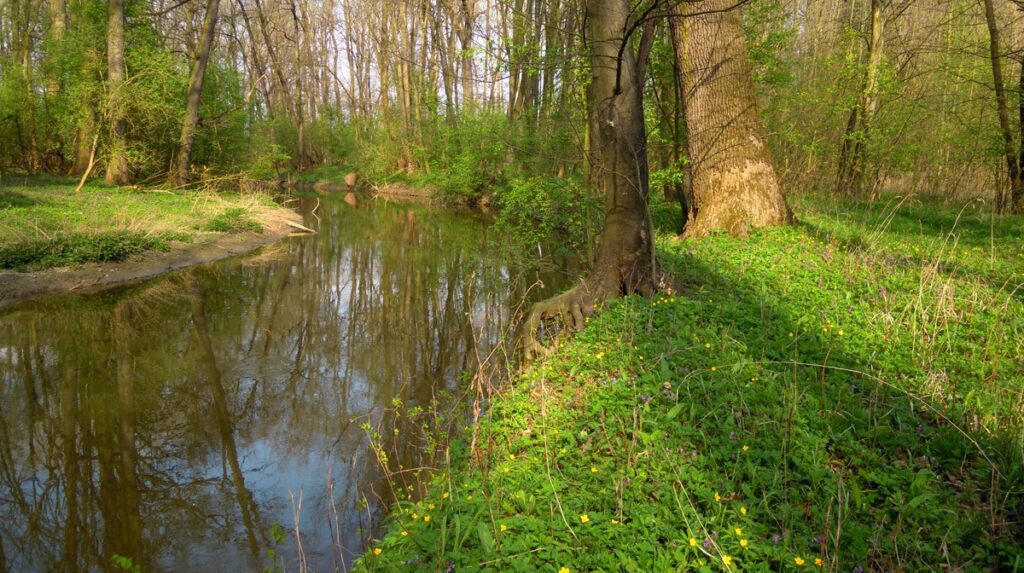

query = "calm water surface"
(0, 194), (567, 572)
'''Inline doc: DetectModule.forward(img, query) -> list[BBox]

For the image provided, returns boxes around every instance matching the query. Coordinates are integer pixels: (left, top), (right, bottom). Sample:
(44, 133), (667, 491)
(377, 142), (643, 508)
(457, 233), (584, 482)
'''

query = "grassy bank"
(0, 177), (271, 271)
(357, 194), (1023, 572)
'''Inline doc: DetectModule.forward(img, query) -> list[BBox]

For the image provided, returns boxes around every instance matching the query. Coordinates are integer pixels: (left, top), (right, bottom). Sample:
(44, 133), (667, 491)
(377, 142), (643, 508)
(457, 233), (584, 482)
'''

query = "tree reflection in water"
(0, 196), (568, 572)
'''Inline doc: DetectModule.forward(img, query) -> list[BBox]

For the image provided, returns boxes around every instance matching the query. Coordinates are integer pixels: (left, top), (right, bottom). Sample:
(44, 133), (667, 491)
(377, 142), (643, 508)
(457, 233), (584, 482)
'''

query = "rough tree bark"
(522, 0), (658, 359)
(983, 0), (1023, 213)
(172, 0), (221, 186)
(836, 0), (885, 197)
(104, 0), (131, 185)
(680, 0), (791, 237)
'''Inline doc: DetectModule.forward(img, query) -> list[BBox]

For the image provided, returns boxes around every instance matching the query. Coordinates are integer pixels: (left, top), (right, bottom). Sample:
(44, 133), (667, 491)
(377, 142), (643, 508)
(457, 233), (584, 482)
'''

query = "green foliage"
(110, 554), (142, 573)
(205, 207), (262, 233)
(494, 176), (599, 260)
(0, 231), (172, 270)
(357, 196), (1023, 572)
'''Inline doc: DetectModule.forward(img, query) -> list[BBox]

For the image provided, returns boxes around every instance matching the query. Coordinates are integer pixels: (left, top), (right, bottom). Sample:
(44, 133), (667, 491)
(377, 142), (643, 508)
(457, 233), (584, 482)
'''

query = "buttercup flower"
(400, 530), (408, 537)
(580, 514), (590, 524)
(815, 558), (824, 567)
(559, 568), (570, 573)
(500, 524), (507, 532)
(795, 557), (805, 566)
(714, 492), (722, 502)
(740, 506), (747, 515)
(734, 528), (742, 536)
(740, 539), (748, 548)
(689, 537), (698, 547)
(722, 555), (733, 565)
(373, 548), (382, 556)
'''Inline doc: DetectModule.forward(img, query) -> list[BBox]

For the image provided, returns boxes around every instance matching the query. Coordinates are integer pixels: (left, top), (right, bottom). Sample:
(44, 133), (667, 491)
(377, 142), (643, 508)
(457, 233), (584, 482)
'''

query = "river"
(0, 193), (568, 572)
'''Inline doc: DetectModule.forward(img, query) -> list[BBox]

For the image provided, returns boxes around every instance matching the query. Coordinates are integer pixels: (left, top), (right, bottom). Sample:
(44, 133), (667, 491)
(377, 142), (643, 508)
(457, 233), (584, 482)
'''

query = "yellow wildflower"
(742, 445), (750, 452)
(467, 495), (473, 501)
(423, 515), (431, 523)
(815, 558), (824, 567)
(442, 492), (449, 499)
(411, 513), (419, 520)
(689, 537), (697, 547)
(705, 343), (711, 348)
(580, 514), (590, 524)
(595, 352), (605, 360)
(610, 519), (619, 525)
(714, 492), (722, 502)
(734, 527), (743, 536)
(428, 503), (435, 510)
(722, 555), (733, 565)
(559, 568), (570, 573)
(711, 366), (717, 372)
(795, 557), (805, 566)
(740, 539), (748, 548)
(740, 506), (747, 515)
(373, 548), (382, 556)
(591, 466), (598, 473)
(500, 524), (507, 532)
(400, 530), (408, 537)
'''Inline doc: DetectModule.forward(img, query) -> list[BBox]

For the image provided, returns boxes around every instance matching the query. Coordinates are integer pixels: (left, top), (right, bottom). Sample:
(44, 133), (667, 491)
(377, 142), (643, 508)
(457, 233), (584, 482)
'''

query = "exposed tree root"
(520, 267), (675, 362)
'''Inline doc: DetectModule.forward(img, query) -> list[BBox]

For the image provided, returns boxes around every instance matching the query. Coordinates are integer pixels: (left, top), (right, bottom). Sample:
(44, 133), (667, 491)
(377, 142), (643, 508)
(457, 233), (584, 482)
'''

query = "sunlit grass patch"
(0, 178), (274, 270)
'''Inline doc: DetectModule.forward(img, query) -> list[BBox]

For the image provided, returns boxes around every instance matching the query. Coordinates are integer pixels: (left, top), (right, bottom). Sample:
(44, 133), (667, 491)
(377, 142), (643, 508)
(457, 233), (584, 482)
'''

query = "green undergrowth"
(0, 178), (273, 271)
(356, 193), (1023, 572)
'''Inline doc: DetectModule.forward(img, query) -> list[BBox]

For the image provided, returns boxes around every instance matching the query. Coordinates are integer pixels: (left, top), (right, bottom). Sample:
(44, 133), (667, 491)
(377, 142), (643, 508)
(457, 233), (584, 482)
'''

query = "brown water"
(0, 195), (568, 572)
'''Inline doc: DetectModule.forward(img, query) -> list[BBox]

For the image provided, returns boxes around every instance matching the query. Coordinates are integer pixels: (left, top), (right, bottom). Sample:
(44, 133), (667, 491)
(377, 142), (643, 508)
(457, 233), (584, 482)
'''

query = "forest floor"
(0, 176), (302, 307)
(358, 193), (1024, 572)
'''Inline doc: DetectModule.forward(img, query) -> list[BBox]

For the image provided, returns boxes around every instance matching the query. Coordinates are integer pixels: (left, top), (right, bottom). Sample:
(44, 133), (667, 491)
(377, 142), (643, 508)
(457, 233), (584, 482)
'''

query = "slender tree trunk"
(836, 0), (884, 196)
(104, 0), (131, 185)
(1018, 56), (1024, 211)
(172, 0), (221, 185)
(667, 8), (692, 234)
(983, 0), (1022, 213)
(680, 0), (791, 237)
(522, 0), (657, 359)
(47, 0), (67, 96)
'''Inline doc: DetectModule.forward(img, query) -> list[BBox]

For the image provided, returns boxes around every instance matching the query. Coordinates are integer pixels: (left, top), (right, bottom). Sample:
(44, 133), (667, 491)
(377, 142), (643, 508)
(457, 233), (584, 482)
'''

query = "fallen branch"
(73, 133), (100, 194)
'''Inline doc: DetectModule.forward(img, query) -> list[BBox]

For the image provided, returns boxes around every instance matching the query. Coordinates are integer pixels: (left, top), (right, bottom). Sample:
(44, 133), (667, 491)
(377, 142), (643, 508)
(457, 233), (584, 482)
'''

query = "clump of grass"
(0, 231), (174, 270)
(355, 193), (1023, 572)
(205, 207), (262, 233)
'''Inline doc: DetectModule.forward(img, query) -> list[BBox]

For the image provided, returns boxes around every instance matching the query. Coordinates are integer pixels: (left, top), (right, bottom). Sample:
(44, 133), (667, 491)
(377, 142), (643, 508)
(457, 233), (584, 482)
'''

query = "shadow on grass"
(0, 189), (49, 208)
(621, 200), (1024, 568)
(640, 242), (1024, 568)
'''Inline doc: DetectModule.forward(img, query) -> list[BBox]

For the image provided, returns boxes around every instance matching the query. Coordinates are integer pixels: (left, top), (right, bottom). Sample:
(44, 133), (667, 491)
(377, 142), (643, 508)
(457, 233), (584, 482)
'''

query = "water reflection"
(0, 196), (566, 572)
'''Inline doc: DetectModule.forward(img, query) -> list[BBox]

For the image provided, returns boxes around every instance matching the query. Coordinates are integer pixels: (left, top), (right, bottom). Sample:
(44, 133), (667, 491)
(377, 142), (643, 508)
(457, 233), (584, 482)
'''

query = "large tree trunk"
(984, 0), (1022, 213)
(172, 0), (221, 186)
(522, 0), (657, 359)
(104, 0), (130, 185)
(680, 0), (791, 237)
(836, 0), (884, 196)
